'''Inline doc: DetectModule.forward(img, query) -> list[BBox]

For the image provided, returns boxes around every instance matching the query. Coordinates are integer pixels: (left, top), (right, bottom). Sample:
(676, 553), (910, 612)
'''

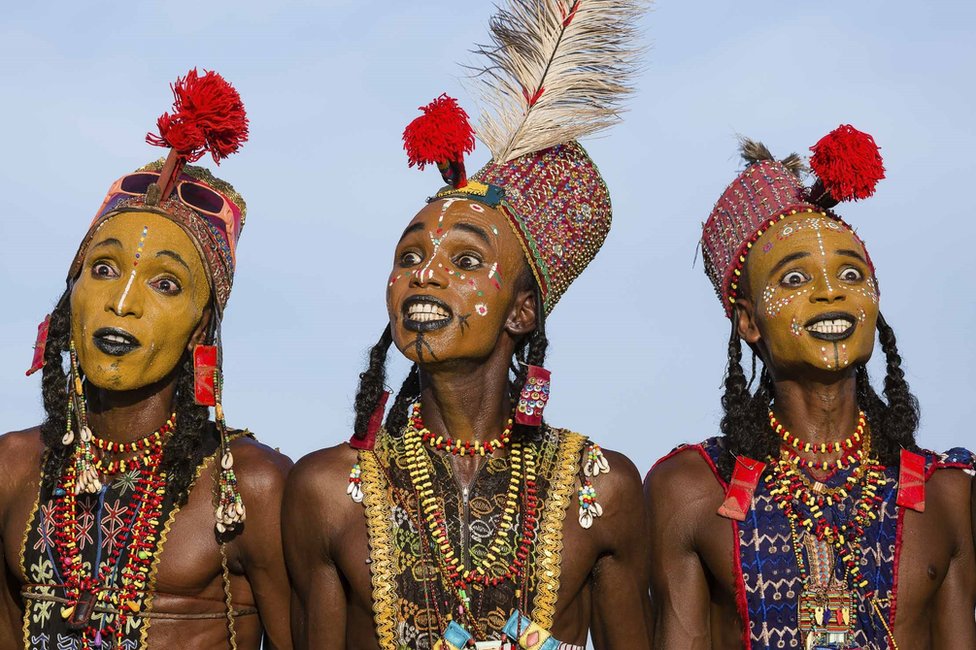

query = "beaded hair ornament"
(402, 0), (646, 315)
(701, 125), (886, 317)
(36, 69), (250, 534)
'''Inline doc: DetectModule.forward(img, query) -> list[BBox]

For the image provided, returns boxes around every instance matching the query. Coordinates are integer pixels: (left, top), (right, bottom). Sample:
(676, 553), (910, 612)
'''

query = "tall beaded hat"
(67, 69), (248, 313)
(701, 125), (886, 317)
(401, 0), (646, 314)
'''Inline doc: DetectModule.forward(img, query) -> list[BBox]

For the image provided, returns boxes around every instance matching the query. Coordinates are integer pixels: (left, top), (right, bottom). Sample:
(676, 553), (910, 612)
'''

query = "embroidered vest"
(694, 437), (975, 650)
(19, 427), (226, 649)
(358, 426), (588, 649)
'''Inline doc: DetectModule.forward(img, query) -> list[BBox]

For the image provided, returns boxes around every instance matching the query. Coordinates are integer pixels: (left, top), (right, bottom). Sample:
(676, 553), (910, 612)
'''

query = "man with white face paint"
(644, 128), (976, 649)
(0, 69), (292, 650)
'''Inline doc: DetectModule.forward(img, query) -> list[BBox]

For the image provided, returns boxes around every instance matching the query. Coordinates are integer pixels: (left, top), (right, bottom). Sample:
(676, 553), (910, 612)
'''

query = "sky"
(1, 0), (974, 476)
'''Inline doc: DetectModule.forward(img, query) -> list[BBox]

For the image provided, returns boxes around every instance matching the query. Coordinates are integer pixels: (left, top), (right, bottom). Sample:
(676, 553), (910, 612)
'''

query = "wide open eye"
(454, 253), (483, 271)
(150, 276), (182, 296)
(400, 251), (423, 267)
(838, 266), (863, 282)
(92, 261), (119, 279)
(780, 270), (809, 288)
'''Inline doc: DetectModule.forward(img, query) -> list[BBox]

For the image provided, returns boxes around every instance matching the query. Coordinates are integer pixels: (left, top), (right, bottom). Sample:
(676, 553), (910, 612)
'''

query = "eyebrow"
(452, 222), (491, 244)
(836, 249), (868, 264)
(91, 237), (122, 250)
(398, 222), (425, 244)
(156, 250), (190, 272)
(770, 251), (810, 275)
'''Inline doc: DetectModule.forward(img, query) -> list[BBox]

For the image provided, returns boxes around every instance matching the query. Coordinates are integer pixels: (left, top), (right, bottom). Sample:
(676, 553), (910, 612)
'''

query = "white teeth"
(806, 319), (854, 334)
(103, 334), (131, 344)
(407, 302), (450, 321)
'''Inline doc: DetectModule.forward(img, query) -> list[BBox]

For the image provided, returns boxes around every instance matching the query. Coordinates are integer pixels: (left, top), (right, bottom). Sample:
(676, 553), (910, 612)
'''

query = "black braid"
(870, 313), (920, 464)
(352, 326), (393, 440)
(40, 289), (73, 491)
(385, 364), (420, 436)
(160, 353), (211, 505)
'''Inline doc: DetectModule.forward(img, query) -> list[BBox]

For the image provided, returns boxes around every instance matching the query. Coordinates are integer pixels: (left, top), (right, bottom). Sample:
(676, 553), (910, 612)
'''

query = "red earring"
(515, 365), (550, 426)
(350, 390), (390, 451)
(26, 314), (51, 377)
(193, 345), (218, 406)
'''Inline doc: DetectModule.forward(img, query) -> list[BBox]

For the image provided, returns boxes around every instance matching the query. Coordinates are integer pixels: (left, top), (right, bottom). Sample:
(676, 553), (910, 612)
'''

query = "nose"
(809, 271), (844, 304)
(409, 256), (450, 289)
(107, 271), (145, 318)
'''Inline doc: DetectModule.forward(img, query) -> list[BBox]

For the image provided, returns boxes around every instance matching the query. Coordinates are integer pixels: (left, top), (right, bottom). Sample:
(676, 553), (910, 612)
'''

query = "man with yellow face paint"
(644, 128), (976, 649)
(282, 1), (652, 648)
(0, 70), (292, 649)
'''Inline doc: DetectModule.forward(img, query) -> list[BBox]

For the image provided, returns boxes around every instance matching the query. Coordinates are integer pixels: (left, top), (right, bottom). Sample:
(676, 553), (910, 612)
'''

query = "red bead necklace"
(770, 410), (867, 471)
(91, 413), (175, 453)
(410, 402), (513, 457)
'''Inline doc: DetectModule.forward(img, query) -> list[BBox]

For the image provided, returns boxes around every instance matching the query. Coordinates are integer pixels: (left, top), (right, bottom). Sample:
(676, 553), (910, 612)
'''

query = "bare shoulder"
(926, 460), (976, 540)
(643, 445), (723, 520)
(0, 427), (45, 484)
(228, 433), (293, 494)
(585, 445), (643, 506)
(285, 443), (361, 521)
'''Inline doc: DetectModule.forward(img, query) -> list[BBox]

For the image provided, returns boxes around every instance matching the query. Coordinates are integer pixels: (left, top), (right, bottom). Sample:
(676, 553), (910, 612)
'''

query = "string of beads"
(410, 401), (513, 456)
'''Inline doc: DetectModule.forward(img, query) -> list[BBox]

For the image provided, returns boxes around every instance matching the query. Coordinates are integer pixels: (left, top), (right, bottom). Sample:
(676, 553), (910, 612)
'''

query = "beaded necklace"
(91, 414), (175, 453)
(51, 442), (168, 647)
(410, 402), (513, 457)
(769, 410), (867, 471)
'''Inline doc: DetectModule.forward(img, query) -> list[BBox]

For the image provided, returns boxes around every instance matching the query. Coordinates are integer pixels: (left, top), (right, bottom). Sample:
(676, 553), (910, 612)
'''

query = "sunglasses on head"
(115, 172), (229, 217)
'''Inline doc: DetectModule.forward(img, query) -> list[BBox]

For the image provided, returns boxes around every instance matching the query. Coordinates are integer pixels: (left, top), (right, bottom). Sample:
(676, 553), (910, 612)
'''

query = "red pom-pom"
(809, 124), (885, 202)
(146, 69), (249, 164)
(402, 94), (475, 170)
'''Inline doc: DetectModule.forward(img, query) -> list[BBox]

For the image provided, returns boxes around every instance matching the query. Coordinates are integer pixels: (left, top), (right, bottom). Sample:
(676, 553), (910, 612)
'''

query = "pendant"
(503, 610), (561, 650)
(433, 621), (473, 650)
(65, 589), (98, 630)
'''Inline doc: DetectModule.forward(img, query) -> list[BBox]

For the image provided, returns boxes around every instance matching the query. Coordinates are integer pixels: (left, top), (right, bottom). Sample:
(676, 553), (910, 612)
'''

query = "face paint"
(388, 198), (530, 366)
(70, 211), (210, 391)
(745, 213), (879, 375)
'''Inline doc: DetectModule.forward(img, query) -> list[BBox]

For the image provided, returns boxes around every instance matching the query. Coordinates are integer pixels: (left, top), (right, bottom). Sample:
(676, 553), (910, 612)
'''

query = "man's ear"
(187, 305), (214, 352)
(734, 298), (761, 345)
(505, 289), (537, 338)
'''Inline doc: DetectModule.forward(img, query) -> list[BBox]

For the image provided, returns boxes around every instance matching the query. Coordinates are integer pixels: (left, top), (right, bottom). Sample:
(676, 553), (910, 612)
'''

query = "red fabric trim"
(730, 520), (752, 649)
(889, 505), (906, 637)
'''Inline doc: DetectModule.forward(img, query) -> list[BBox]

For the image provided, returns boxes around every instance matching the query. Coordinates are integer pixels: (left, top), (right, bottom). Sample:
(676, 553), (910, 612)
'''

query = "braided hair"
(716, 313), (920, 481)
(351, 267), (548, 441)
(39, 288), (214, 505)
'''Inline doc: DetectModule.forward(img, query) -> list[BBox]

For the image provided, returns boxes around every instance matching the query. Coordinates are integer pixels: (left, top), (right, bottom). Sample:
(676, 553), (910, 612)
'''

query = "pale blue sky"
(1, 1), (974, 471)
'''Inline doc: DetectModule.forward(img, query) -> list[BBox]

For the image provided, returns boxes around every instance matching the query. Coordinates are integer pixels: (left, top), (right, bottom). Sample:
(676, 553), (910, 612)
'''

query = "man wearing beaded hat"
(283, 2), (651, 648)
(644, 129), (976, 648)
(0, 70), (292, 649)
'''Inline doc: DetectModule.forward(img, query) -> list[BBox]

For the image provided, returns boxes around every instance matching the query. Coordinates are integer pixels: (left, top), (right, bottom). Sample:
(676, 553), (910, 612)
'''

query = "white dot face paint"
(117, 225), (150, 313)
(475, 303), (488, 316)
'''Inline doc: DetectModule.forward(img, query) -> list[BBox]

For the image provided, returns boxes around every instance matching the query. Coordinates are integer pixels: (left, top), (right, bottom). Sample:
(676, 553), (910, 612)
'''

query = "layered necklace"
(764, 409), (888, 648)
(51, 413), (173, 648)
(402, 402), (537, 638)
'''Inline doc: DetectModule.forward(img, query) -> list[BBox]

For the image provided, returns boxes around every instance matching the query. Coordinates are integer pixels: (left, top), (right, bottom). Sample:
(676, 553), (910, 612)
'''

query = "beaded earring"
(67, 341), (101, 494)
(515, 365), (550, 426)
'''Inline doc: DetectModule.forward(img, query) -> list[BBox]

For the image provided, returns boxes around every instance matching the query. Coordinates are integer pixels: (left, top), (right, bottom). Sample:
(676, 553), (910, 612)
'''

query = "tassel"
(402, 94), (475, 188)
(809, 124), (885, 205)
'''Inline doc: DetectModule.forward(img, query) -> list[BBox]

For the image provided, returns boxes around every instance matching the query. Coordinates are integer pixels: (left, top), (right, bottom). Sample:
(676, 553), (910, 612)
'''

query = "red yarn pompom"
(809, 124), (885, 202)
(402, 94), (475, 170)
(146, 69), (249, 164)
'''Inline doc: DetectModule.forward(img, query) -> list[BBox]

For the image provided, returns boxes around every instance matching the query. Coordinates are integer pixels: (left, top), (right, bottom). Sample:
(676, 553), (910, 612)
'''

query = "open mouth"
(92, 327), (141, 356)
(804, 313), (856, 341)
(402, 295), (453, 332)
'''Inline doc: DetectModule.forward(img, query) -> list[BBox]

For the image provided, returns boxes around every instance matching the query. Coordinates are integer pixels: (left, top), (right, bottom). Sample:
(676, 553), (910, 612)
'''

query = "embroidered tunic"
(358, 426), (590, 650)
(690, 437), (975, 650)
(19, 429), (225, 649)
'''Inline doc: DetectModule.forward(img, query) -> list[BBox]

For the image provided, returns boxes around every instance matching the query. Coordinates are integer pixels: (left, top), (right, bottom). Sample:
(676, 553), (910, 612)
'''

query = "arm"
(282, 449), (354, 650)
(231, 438), (295, 650)
(644, 453), (713, 650)
(588, 451), (652, 650)
(931, 471), (976, 648)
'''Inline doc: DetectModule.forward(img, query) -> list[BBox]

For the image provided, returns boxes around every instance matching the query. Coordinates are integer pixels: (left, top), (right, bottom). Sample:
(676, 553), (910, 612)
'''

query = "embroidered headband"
(701, 125), (885, 317)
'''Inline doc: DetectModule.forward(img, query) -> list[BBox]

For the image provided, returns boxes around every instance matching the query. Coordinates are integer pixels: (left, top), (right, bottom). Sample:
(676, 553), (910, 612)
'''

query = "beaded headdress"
(401, 0), (645, 314)
(701, 125), (886, 317)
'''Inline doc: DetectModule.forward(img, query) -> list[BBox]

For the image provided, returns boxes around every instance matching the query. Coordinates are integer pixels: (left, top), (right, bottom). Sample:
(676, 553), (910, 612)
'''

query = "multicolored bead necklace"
(51, 442), (168, 647)
(91, 414), (174, 476)
(410, 402), (513, 457)
(770, 410), (867, 471)
(403, 416), (538, 592)
(91, 413), (175, 453)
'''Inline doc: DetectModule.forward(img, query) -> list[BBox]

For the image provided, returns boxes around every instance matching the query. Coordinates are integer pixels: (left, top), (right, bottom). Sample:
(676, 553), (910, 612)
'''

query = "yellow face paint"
(745, 214), (879, 374)
(70, 211), (210, 391)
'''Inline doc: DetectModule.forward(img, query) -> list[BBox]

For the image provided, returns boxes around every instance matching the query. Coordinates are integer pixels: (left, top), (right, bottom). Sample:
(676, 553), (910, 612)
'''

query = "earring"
(26, 314), (51, 377)
(213, 368), (245, 534)
(193, 345), (218, 406)
(515, 365), (550, 426)
(68, 341), (100, 494)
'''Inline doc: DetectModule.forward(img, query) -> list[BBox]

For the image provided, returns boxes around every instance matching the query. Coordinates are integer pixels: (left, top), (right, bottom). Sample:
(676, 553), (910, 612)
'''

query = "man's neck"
(772, 370), (860, 450)
(84, 376), (179, 445)
(418, 359), (513, 447)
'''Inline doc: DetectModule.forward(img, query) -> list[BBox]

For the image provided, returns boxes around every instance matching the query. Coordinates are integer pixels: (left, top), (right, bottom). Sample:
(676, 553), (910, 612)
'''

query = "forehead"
(749, 215), (867, 273)
(91, 211), (206, 270)
(405, 198), (509, 238)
